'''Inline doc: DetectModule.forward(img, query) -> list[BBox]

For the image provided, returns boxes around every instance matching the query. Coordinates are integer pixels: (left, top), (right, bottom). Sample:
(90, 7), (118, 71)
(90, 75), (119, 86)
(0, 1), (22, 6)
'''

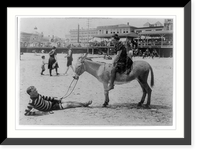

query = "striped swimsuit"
(25, 94), (62, 116)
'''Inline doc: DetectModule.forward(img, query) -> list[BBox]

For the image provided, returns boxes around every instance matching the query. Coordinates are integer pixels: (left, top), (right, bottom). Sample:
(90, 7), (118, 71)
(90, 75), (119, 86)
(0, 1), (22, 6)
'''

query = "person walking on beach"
(41, 55), (48, 75)
(25, 86), (92, 116)
(64, 45), (74, 75)
(48, 46), (59, 76)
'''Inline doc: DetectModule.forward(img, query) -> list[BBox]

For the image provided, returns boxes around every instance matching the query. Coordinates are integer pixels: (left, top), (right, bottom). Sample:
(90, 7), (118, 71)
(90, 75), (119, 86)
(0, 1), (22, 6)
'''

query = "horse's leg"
(140, 70), (152, 109)
(143, 82), (152, 109)
(137, 77), (147, 107)
(103, 83), (109, 107)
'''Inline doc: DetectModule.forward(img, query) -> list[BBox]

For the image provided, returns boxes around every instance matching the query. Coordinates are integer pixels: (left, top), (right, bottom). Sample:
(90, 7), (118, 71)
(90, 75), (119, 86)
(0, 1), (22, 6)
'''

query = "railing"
(138, 45), (173, 48)
(20, 46), (114, 54)
(138, 42), (173, 48)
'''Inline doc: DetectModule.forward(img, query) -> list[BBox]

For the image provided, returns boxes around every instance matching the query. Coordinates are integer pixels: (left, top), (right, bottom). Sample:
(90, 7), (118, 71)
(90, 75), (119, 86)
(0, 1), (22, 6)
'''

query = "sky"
(20, 17), (165, 38)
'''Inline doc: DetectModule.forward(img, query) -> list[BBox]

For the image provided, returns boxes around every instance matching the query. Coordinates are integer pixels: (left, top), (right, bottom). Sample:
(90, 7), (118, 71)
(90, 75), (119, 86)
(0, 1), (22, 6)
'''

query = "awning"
(139, 30), (173, 35)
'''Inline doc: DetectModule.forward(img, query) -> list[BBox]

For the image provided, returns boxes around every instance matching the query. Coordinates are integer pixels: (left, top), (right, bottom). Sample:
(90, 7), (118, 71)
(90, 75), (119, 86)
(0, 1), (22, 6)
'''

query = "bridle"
(60, 78), (78, 100)
(60, 58), (86, 100)
(75, 59), (86, 76)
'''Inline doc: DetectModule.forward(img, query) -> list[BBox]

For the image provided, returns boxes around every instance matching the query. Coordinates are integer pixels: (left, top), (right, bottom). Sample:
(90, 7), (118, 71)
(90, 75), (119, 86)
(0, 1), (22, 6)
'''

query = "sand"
(19, 53), (173, 126)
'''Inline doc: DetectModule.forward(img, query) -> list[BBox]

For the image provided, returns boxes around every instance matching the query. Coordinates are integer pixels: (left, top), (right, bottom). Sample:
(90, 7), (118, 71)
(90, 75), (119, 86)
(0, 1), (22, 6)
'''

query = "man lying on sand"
(25, 86), (92, 116)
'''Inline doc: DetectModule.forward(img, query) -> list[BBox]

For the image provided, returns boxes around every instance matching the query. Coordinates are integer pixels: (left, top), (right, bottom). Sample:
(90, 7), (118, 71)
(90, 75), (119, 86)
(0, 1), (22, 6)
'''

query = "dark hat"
(112, 34), (120, 40)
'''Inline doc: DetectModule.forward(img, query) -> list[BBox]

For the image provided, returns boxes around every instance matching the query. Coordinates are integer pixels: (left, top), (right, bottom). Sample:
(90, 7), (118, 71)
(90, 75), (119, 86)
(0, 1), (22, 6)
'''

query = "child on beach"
(41, 55), (48, 75)
(25, 86), (92, 116)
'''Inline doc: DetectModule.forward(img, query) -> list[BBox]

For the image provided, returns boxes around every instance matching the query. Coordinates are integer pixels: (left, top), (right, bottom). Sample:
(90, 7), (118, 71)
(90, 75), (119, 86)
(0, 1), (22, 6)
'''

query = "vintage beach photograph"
(19, 17), (173, 126)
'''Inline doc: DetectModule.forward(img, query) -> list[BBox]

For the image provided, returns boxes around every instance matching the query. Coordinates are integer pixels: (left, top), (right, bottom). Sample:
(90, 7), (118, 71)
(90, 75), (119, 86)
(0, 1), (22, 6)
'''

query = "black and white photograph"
(4, 3), (192, 147)
(19, 17), (174, 126)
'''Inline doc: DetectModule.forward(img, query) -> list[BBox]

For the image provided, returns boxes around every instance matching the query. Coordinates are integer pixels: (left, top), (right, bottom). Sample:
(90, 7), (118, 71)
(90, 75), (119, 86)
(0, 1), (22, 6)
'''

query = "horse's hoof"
(137, 106), (142, 109)
(144, 105), (151, 109)
(103, 104), (107, 107)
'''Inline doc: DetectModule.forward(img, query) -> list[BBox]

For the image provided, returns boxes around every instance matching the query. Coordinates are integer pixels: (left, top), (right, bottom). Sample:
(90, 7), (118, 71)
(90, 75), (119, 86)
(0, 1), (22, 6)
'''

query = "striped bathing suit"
(25, 94), (62, 115)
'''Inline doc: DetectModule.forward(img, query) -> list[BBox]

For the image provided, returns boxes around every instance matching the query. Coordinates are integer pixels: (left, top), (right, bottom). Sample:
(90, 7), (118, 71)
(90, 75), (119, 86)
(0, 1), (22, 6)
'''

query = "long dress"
(48, 50), (59, 69)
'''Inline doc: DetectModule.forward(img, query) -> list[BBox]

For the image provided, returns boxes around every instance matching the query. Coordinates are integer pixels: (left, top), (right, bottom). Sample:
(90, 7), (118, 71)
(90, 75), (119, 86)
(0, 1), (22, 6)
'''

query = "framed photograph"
(3, 1), (191, 145)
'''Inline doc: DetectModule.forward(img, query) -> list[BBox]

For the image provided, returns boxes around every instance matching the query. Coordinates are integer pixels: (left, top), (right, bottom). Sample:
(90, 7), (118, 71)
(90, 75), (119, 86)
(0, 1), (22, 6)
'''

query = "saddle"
(125, 57), (133, 74)
(116, 57), (133, 75)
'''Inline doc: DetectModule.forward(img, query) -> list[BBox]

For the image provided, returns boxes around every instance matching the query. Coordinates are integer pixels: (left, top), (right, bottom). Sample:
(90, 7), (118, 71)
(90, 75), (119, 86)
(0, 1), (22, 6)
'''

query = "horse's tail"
(149, 64), (154, 87)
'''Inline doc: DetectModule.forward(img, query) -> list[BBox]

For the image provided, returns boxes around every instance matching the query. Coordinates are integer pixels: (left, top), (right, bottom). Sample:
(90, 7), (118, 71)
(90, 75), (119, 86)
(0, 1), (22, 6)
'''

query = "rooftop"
(135, 26), (164, 30)
(97, 24), (137, 29)
(70, 28), (97, 32)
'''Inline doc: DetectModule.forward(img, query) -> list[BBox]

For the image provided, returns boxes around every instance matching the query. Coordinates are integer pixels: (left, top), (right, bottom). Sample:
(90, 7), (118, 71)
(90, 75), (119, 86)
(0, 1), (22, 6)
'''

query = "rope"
(60, 78), (78, 100)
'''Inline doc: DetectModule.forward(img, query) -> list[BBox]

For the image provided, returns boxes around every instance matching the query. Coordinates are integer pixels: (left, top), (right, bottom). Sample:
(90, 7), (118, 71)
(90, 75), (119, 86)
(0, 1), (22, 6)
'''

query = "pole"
(87, 19), (89, 43)
(77, 24), (79, 43)
(87, 19), (90, 53)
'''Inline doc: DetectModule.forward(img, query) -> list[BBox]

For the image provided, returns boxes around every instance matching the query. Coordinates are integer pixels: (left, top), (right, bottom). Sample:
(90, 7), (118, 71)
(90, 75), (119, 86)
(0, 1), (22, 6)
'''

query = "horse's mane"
(85, 57), (93, 61)
(96, 61), (106, 64)
(77, 55), (93, 61)
(83, 57), (107, 66)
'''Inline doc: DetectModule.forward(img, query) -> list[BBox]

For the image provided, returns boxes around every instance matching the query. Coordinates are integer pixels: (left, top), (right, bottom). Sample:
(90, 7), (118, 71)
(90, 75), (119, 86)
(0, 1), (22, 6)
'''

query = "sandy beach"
(19, 53), (173, 126)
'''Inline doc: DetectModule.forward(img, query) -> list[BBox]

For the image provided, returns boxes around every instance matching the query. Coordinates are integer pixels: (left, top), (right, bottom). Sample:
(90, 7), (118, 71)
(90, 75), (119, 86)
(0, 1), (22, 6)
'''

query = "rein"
(60, 78), (78, 100)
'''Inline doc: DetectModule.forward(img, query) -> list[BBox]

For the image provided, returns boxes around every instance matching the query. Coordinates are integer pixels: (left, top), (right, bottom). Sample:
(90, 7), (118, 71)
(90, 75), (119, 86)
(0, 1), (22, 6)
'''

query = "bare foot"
(83, 100), (92, 107)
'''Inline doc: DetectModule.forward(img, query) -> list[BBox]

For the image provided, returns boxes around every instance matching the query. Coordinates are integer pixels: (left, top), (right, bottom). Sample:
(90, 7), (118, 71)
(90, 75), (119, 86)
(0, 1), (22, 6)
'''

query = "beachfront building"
(143, 21), (163, 27)
(134, 26), (164, 35)
(91, 23), (138, 49)
(20, 26), (69, 48)
(69, 28), (98, 46)
(95, 23), (138, 38)
(20, 31), (51, 47)
(20, 32), (67, 48)
(67, 20), (173, 57)
(68, 23), (139, 46)
(135, 19), (173, 57)
(163, 19), (173, 30)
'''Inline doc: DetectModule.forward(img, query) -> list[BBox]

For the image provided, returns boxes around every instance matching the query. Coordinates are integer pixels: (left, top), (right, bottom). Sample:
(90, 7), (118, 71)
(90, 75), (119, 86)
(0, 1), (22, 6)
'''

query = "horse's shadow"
(90, 102), (171, 110)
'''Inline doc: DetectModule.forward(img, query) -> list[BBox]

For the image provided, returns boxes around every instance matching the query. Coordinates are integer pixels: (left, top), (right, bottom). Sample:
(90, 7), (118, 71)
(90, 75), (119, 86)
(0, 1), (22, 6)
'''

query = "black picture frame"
(2, 1), (191, 145)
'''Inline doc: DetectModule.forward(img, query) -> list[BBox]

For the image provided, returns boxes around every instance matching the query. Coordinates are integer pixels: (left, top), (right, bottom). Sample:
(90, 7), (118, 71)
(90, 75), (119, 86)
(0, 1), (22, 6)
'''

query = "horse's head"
(73, 53), (88, 80)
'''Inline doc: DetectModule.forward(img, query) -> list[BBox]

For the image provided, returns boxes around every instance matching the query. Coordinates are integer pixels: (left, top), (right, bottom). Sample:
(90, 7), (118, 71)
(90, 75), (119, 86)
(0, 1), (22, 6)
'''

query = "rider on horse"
(108, 34), (133, 91)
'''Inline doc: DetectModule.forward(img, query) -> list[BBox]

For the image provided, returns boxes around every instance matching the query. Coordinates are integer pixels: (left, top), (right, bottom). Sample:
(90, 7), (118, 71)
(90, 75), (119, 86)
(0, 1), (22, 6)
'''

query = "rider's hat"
(112, 34), (120, 40)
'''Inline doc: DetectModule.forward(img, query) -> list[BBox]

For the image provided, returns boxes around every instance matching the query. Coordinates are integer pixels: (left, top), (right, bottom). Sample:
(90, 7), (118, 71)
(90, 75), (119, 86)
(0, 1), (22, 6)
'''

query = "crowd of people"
(128, 48), (160, 59)
(40, 45), (74, 76)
